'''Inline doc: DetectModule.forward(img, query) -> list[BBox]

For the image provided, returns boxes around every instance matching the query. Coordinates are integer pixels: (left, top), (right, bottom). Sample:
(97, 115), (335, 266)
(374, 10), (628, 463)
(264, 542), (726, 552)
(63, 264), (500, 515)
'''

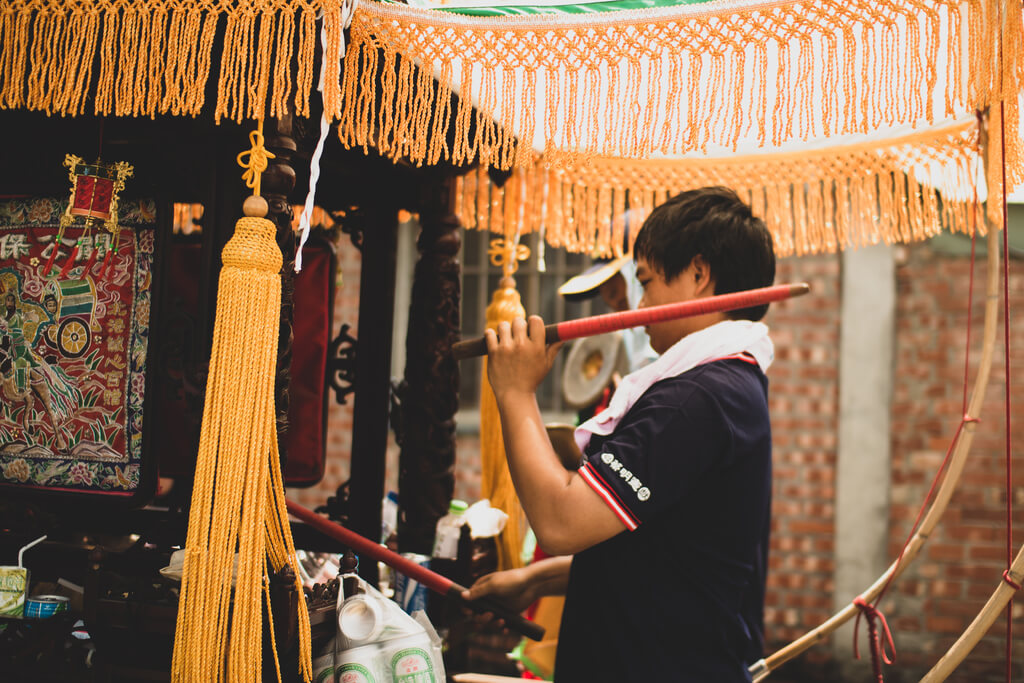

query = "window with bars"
(457, 229), (612, 419)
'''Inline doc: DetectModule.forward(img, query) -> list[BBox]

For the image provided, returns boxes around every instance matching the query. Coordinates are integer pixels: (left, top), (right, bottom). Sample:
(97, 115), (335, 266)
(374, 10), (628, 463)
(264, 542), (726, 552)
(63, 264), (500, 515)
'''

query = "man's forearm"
(495, 390), (573, 543)
(525, 555), (572, 598)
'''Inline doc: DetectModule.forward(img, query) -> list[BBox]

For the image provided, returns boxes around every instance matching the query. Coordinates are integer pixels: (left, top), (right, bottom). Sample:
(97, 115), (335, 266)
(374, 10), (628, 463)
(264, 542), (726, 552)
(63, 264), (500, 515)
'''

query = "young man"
(466, 187), (776, 681)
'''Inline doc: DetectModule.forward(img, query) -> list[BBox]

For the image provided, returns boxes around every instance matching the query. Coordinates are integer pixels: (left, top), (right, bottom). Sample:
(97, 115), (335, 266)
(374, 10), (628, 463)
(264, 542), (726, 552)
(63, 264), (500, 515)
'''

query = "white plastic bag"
(335, 572), (446, 683)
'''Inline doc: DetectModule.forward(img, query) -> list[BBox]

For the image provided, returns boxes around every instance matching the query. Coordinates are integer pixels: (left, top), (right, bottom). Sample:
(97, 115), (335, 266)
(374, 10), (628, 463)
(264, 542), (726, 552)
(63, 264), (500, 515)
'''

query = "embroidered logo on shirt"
(600, 452), (650, 503)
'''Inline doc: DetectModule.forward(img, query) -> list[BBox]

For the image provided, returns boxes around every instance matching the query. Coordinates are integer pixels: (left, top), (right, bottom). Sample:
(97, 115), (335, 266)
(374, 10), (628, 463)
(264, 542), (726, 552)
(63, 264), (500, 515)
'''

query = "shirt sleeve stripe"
(711, 353), (758, 365)
(584, 460), (639, 518)
(579, 463), (639, 531)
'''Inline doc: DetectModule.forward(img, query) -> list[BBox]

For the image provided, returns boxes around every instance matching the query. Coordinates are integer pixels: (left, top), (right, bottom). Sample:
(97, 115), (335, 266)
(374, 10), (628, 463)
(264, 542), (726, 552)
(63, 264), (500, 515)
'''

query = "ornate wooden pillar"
(346, 197), (399, 585)
(263, 115), (298, 461)
(396, 175), (461, 556)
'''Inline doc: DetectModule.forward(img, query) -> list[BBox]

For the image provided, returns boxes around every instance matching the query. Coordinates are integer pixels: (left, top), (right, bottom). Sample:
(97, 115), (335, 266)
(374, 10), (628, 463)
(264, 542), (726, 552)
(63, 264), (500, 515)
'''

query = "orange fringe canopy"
(455, 120), (992, 258)
(336, 0), (1024, 173)
(0, 0), (350, 122)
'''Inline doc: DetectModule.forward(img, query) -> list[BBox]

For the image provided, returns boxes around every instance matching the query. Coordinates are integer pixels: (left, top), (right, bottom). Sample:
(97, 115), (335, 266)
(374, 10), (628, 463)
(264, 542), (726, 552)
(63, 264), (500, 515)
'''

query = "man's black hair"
(632, 186), (776, 321)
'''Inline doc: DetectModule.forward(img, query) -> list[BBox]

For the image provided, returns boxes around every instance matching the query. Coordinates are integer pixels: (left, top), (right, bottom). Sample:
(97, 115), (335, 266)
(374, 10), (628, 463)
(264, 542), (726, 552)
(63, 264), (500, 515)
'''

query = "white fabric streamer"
(296, 0), (356, 272)
(574, 319), (774, 453)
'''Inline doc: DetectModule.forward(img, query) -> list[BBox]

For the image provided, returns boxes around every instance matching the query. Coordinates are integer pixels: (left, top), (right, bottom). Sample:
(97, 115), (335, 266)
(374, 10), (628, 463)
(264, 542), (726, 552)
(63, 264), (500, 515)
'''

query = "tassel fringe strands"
(0, 0), (343, 123)
(455, 121), (988, 258)
(171, 184), (312, 678)
(480, 276), (530, 572)
(336, 0), (1024, 174)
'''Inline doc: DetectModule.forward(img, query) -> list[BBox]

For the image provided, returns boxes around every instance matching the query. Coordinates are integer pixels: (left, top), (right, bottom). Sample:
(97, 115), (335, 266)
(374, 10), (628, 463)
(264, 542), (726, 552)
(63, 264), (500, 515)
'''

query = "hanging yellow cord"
(236, 120), (276, 196)
(171, 123), (311, 683)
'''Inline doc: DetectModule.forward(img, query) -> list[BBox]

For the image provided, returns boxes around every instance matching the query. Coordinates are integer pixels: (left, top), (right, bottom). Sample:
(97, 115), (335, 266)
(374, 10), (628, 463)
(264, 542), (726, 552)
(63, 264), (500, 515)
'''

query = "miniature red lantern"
(45, 154), (133, 279)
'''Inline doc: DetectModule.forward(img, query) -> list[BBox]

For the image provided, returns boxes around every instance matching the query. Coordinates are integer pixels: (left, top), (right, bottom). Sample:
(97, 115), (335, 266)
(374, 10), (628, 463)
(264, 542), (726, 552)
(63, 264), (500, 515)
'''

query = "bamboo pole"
(918, 94), (1017, 683)
(920, 561), (1023, 681)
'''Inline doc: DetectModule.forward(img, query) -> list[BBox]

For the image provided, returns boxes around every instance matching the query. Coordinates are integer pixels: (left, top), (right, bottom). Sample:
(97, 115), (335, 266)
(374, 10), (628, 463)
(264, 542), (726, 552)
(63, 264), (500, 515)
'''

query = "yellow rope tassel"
(171, 123), (311, 683)
(479, 272), (529, 572)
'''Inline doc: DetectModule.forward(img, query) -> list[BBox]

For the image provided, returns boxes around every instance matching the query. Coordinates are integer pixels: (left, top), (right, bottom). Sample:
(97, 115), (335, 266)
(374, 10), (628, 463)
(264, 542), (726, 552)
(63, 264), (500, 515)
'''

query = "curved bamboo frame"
(920, 553), (1022, 680)
(750, 216), (1002, 682)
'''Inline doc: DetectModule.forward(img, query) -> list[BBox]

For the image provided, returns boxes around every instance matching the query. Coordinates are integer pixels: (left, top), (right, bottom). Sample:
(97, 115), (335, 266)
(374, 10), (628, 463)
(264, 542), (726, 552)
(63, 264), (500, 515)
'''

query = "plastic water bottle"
(430, 499), (468, 561)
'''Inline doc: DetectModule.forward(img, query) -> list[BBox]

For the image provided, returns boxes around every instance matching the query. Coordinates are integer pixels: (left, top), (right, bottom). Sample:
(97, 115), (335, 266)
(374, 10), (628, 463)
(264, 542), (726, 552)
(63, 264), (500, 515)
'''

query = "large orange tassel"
(170, 123), (311, 683)
(479, 237), (531, 572)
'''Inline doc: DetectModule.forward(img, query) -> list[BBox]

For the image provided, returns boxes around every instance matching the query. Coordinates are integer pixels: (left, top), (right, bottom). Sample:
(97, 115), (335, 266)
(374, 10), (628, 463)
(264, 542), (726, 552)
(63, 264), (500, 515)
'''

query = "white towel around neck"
(574, 320), (774, 453)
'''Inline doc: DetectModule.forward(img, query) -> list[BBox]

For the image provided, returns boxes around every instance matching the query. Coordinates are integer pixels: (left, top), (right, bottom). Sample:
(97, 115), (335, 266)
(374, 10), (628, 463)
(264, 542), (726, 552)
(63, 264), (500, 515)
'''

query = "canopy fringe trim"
(0, 0), (343, 122)
(337, 0), (1023, 174)
(455, 121), (988, 257)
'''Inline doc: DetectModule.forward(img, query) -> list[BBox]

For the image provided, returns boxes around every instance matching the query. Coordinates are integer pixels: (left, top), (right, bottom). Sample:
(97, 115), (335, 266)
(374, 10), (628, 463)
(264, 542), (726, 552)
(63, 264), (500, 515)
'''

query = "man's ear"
(691, 255), (715, 295)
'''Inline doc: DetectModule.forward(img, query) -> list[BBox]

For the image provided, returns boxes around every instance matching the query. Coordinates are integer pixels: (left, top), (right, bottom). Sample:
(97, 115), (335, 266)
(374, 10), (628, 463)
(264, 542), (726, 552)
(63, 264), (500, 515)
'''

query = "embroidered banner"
(0, 197), (155, 496)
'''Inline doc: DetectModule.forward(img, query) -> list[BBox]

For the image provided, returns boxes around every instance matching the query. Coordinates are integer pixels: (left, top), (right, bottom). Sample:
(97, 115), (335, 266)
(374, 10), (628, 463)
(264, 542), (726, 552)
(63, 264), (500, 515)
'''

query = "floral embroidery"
(2, 459), (31, 483)
(68, 462), (94, 485)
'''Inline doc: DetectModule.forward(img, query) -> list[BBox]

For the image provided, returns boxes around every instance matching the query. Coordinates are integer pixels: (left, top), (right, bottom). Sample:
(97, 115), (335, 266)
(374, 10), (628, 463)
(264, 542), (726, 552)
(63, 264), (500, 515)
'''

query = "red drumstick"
(452, 282), (810, 360)
(285, 500), (545, 641)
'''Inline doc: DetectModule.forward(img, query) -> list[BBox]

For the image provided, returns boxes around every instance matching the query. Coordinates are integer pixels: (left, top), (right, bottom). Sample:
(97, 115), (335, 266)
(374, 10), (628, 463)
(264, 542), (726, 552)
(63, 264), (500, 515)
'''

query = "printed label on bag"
(391, 647), (435, 683)
(338, 662), (375, 683)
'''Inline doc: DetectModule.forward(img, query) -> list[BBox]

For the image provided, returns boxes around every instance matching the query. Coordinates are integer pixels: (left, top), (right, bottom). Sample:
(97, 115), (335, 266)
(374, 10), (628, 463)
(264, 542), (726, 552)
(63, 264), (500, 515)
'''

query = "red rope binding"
(853, 597), (896, 682)
(848, 115), (985, 683)
(1002, 570), (1021, 592)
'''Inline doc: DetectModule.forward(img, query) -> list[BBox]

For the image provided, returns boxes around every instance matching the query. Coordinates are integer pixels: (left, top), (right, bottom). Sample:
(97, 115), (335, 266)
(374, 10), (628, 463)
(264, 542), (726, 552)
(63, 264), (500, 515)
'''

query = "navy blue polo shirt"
(555, 357), (772, 682)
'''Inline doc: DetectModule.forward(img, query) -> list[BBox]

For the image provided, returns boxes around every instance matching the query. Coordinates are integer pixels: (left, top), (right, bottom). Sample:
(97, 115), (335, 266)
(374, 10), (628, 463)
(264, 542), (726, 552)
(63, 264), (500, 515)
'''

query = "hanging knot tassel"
(170, 188), (311, 683)
(479, 274), (529, 571)
(97, 249), (114, 279)
(82, 244), (100, 275)
(42, 247), (60, 276)
(237, 130), (276, 193)
(58, 243), (81, 279)
(853, 597), (896, 683)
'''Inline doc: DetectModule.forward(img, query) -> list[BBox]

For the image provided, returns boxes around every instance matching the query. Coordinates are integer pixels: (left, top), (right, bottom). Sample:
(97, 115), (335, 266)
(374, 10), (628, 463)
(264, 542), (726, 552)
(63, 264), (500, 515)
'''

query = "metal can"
(392, 553), (430, 615)
(24, 594), (69, 619)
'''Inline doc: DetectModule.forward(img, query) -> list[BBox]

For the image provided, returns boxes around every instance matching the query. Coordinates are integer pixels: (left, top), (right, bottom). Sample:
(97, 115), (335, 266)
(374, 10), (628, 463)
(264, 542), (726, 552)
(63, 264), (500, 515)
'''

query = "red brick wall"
(289, 233), (1024, 682)
(763, 253), (842, 668)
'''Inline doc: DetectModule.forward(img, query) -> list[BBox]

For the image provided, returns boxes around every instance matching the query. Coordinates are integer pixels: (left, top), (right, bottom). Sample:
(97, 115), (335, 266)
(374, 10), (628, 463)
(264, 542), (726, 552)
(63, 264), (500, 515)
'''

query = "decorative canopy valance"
(337, 0), (1021, 250)
(455, 119), (986, 257)
(0, 0), (348, 122)
(336, 0), (1022, 163)
(1, 0), (1022, 255)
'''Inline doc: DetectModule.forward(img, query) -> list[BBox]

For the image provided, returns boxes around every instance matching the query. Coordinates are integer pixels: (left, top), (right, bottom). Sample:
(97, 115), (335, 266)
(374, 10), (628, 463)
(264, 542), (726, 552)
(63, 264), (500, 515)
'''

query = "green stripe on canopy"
(400, 0), (716, 17)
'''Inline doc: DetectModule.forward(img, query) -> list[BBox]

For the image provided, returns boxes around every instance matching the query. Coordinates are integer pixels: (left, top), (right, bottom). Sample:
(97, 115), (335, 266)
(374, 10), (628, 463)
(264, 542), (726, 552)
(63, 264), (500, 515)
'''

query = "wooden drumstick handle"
(451, 283), (810, 361)
(285, 500), (545, 641)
